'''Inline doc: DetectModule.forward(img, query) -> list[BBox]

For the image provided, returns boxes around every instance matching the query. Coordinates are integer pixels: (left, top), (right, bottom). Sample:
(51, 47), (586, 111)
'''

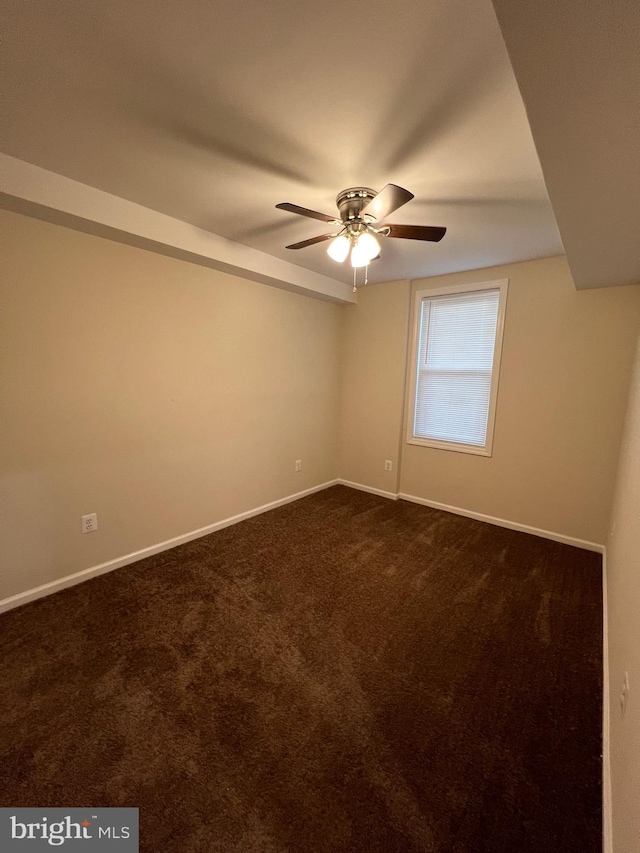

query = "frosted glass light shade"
(327, 234), (350, 262)
(351, 231), (380, 267)
(350, 243), (369, 267)
(356, 231), (380, 261)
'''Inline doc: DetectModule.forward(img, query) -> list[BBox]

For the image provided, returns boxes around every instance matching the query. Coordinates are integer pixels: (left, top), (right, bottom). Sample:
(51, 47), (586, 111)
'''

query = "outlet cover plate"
(81, 513), (98, 534)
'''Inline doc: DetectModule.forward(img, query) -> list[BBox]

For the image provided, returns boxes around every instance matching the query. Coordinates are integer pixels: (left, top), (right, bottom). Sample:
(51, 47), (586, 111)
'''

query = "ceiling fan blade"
(276, 202), (337, 223)
(386, 224), (447, 242)
(285, 234), (334, 250)
(360, 184), (414, 221)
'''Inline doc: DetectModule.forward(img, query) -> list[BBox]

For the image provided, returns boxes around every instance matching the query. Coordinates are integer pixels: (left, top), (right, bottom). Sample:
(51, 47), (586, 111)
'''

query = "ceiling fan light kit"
(276, 184), (447, 282)
(350, 230), (380, 266)
(326, 233), (350, 263)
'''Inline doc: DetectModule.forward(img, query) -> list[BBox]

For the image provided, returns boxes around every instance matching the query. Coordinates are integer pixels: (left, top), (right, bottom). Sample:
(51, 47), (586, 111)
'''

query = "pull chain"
(352, 264), (369, 292)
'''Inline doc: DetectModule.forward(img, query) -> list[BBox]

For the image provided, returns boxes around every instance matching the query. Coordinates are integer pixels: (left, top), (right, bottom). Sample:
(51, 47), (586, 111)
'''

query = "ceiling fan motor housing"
(277, 183), (445, 251)
(336, 187), (377, 223)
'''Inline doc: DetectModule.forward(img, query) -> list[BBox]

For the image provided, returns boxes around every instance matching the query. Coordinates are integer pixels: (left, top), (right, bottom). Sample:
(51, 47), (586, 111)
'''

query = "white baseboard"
(335, 480), (605, 552)
(0, 479), (340, 615)
(337, 479), (398, 501)
(602, 549), (613, 853)
(398, 492), (605, 553)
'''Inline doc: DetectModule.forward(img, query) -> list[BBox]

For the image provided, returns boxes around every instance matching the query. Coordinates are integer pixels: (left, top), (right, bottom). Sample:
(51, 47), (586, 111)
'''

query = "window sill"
(406, 436), (493, 457)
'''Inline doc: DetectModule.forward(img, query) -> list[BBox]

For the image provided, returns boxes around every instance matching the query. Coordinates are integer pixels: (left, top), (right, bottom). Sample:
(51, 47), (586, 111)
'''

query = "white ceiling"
(2, 0), (564, 286)
(492, 0), (640, 290)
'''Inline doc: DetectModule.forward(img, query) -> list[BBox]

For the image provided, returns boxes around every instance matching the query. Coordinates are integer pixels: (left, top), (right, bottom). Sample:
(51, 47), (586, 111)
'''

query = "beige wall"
(0, 210), (341, 601)
(402, 257), (640, 543)
(338, 280), (410, 494)
(3, 213), (639, 607)
(339, 256), (640, 545)
(4, 209), (639, 840)
(606, 328), (640, 853)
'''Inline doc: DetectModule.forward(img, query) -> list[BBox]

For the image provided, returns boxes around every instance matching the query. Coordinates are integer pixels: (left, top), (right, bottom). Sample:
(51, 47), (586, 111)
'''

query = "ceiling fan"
(276, 184), (446, 267)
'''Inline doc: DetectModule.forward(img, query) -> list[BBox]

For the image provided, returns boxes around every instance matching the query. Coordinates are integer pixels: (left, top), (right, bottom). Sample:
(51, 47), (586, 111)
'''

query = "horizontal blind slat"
(414, 289), (500, 447)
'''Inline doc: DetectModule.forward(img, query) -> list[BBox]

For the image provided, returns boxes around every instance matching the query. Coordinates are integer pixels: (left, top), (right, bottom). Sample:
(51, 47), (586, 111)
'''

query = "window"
(407, 279), (508, 456)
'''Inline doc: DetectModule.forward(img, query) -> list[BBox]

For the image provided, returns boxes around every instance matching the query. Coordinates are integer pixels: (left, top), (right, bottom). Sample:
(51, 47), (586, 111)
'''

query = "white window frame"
(406, 279), (508, 457)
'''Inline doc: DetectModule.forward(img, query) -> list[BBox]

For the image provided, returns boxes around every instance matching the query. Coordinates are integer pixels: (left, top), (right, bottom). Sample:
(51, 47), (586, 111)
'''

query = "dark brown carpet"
(0, 485), (602, 852)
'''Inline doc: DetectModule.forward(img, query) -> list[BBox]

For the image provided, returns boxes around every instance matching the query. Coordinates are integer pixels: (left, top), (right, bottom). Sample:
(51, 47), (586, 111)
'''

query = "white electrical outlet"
(620, 671), (630, 717)
(295, 459), (302, 472)
(81, 513), (98, 534)
(384, 459), (393, 471)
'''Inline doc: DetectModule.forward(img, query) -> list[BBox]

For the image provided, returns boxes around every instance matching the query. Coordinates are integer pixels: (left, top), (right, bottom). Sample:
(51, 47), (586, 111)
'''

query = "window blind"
(414, 288), (500, 447)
